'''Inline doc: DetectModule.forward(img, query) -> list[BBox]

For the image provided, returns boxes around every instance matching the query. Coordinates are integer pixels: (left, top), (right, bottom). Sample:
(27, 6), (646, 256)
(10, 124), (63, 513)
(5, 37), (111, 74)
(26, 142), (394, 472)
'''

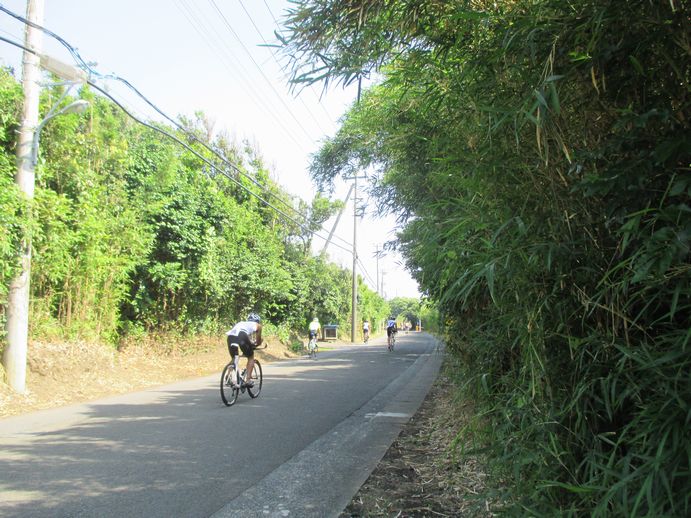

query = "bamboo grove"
(0, 68), (396, 346)
(282, 0), (690, 515)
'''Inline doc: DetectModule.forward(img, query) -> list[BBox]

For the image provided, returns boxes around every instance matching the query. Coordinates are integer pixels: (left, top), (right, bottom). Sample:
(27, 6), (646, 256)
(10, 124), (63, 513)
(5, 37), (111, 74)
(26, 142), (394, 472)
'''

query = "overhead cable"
(236, 0), (327, 134)
(174, 0), (307, 154)
(0, 32), (354, 255)
(207, 0), (315, 143)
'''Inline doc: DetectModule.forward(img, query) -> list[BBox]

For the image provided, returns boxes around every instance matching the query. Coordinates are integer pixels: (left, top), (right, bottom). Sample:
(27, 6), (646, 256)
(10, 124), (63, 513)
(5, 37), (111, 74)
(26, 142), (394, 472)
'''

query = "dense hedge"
(0, 71), (389, 345)
(283, 0), (690, 515)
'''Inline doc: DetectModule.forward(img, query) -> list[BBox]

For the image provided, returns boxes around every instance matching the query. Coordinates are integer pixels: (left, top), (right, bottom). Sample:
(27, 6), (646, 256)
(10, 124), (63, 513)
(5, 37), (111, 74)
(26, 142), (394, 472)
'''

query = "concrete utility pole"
(375, 245), (380, 296)
(3, 0), (44, 393)
(351, 173), (358, 342)
(350, 77), (363, 343)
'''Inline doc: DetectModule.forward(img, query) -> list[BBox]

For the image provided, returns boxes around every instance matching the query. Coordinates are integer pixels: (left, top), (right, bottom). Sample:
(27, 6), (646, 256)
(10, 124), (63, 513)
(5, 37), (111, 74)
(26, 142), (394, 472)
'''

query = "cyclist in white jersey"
(386, 316), (397, 345)
(308, 317), (321, 340)
(226, 313), (263, 387)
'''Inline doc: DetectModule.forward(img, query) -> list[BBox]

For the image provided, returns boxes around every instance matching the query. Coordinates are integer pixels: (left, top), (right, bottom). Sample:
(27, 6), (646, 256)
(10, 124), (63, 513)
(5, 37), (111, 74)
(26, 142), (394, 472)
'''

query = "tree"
(282, 1), (691, 515)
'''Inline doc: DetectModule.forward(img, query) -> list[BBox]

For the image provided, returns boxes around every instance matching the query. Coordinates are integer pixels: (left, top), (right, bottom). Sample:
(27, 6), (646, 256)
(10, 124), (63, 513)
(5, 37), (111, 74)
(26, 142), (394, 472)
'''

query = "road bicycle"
(220, 350), (264, 406)
(363, 329), (369, 344)
(387, 332), (396, 352)
(307, 334), (318, 359)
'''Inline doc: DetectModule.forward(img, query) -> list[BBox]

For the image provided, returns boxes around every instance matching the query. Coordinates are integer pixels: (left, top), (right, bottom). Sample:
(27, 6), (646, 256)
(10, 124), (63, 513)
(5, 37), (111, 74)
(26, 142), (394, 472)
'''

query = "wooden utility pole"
(4, 0), (44, 393)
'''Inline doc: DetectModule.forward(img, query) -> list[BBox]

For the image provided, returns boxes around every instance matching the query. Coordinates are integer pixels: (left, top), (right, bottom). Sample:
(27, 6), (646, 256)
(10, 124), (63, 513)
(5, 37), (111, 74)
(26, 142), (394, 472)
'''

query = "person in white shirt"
(226, 312), (263, 387)
(308, 317), (321, 341)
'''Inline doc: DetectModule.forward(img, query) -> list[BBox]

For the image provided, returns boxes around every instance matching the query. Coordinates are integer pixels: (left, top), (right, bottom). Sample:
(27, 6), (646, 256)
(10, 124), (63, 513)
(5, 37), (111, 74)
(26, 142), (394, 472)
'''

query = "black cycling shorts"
(227, 331), (255, 358)
(308, 330), (318, 339)
(387, 327), (395, 337)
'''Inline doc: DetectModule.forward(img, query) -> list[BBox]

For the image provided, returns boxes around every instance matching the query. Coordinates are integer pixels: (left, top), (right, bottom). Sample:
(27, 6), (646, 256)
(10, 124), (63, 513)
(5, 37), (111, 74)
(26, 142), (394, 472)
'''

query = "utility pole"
(351, 173), (358, 342)
(350, 77), (363, 343)
(3, 0), (44, 393)
(375, 245), (380, 296)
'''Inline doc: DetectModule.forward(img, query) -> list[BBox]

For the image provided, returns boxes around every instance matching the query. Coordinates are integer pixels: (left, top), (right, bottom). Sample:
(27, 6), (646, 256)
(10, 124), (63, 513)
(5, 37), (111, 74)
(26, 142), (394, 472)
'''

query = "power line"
(260, 0), (335, 121)
(208, 0), (315, 144)
(1, 4), (328, 236)
(86, 80), (354, 254)
(1, 2), (309, 227)
(357, 257), (378, 290)
(173, 1), (352, 250)
(0, 4), (355, 250)
(174, 0), (307, 154)
(236, 0), (328, 135)
(0, 33), (355, 255)
(1, 3), (354, 252)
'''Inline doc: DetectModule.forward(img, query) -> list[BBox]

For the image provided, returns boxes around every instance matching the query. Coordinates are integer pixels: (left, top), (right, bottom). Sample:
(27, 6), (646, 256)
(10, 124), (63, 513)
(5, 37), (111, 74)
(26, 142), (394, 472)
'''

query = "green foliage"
(388, 296), (420, 326)
(0, 68), (385, 352)
(284, 0), (690, 515)
(358, 278), (389, 332)
(0, 68), (23, 331)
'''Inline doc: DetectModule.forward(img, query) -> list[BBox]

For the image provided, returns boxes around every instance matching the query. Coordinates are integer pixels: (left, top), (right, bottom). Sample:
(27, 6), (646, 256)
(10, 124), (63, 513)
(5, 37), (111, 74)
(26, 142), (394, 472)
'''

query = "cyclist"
(226, 312), (263, 388)
(308, 317), (321, 348)
(362, 320), (370, 343)
(386, 316), (397, 349)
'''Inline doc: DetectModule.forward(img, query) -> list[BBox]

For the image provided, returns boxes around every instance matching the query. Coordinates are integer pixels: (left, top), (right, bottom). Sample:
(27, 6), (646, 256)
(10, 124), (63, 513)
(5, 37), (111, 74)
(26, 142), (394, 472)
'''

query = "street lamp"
(31, 99), (89, 166)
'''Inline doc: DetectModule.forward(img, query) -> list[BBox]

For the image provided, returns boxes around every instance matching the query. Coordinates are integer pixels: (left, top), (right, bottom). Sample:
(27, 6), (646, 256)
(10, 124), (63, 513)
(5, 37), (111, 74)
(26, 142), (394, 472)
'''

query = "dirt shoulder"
(340, 364), (491, 517)
(0, 335), (299, 418)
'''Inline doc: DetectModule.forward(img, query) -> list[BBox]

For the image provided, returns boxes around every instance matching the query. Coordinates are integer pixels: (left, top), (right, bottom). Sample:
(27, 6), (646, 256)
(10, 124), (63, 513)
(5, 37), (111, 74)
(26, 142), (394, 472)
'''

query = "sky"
(0, 0), (421, 300)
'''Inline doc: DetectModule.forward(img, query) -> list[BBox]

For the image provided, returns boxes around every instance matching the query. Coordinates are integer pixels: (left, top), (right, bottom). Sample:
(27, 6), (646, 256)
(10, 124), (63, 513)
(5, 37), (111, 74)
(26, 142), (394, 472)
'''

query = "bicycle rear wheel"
(220, 362), (239, 406)
(247, 360), (263, 398)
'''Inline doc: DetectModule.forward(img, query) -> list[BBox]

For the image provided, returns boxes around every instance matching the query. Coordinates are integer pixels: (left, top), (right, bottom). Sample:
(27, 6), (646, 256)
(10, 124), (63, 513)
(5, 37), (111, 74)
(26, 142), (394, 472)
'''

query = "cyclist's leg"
(237, 333), (255, 384)
(227, 338), (241, 386)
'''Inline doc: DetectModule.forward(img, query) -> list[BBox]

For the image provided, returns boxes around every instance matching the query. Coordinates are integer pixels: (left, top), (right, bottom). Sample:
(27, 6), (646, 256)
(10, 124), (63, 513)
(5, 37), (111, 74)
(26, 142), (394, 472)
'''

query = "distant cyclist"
(308, 317), (321, 341)
(226, 313), (263, 388)
(362, 320), (370, 343)
(386, 316), (397, 349)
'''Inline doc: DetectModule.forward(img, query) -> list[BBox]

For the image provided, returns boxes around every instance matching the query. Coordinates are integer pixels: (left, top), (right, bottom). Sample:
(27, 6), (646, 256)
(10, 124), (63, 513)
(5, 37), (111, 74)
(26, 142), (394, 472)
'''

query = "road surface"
(0, 332), (443, 517)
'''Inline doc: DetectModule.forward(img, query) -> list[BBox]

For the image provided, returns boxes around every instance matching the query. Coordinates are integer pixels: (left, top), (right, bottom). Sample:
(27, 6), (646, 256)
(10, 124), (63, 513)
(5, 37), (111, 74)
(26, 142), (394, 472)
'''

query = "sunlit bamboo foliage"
(284, 0), (690, 514)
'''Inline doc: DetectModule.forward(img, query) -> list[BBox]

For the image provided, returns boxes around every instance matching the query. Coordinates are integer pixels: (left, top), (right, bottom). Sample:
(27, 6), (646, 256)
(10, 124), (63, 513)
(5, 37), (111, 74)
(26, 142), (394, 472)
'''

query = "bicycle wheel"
(309, 339), (317, 359)
(247, 360), (263, 398)
(220, 362), (239, 406)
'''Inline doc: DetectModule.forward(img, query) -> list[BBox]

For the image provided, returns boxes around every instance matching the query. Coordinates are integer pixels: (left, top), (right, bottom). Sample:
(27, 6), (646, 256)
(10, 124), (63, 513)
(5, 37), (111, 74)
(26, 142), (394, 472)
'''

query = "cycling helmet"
(247, 312), (261, 323)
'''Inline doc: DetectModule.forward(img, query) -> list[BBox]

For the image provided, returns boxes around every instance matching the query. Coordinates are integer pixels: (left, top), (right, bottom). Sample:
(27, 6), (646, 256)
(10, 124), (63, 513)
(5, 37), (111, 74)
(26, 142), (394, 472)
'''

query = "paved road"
(0, 332), (443, 517)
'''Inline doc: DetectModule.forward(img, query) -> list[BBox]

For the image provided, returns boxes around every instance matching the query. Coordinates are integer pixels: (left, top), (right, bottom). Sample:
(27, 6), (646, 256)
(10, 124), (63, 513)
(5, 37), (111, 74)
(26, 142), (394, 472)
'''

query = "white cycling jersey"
(227, 321), (259, 342)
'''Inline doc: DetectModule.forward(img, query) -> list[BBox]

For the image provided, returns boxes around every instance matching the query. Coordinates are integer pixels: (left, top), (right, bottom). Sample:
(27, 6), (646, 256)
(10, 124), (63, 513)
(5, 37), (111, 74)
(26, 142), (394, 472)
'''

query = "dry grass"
(340, 369), (493, 517)
(0, 335), (299, 418)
